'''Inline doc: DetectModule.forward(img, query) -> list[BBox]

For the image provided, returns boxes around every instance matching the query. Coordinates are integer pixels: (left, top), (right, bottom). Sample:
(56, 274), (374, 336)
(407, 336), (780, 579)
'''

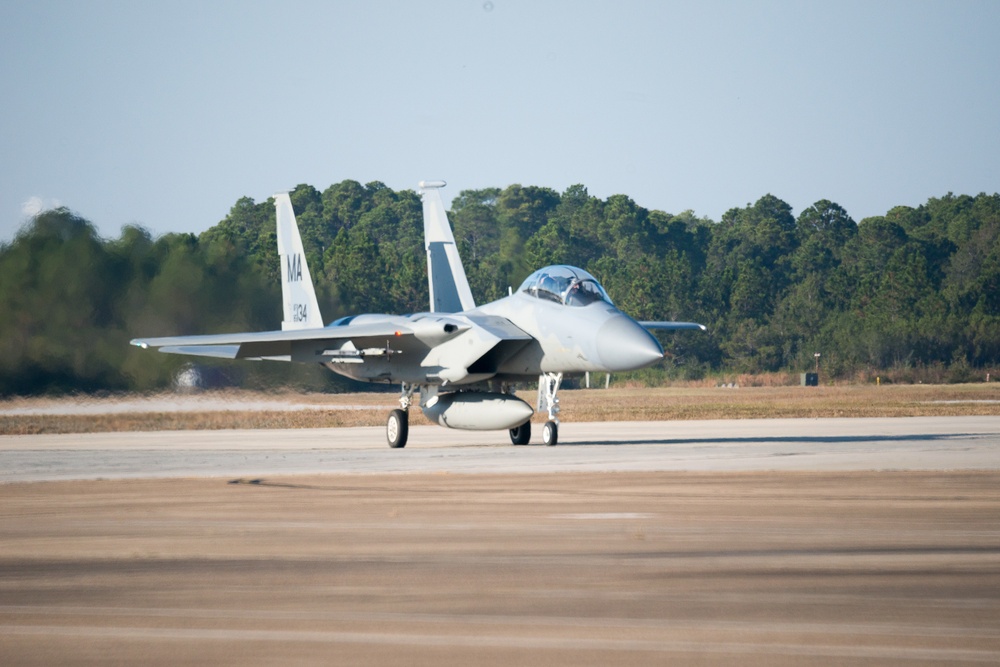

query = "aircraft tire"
(542, 421), (558, 446)
(387, 409), (408, 448)
(509, 421), (531, 445)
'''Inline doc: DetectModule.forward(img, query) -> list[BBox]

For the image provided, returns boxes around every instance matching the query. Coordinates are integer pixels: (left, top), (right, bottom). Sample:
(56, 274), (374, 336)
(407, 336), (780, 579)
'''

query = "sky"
(2, 0), (998, 242)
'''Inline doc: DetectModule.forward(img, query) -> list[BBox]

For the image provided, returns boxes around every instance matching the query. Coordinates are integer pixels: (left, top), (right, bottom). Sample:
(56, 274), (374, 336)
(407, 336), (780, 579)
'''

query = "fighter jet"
(131, 181), (705, 447)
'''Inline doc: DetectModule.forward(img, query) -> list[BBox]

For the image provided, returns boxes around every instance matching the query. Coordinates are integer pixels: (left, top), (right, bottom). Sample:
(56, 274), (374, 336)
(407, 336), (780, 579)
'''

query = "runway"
(2, 416), (1000, 482)
(2, 418), (999, 665)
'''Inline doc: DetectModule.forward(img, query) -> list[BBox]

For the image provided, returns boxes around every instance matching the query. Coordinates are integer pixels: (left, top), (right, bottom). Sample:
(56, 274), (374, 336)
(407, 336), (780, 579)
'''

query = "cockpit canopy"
(518, 265), (614, 307)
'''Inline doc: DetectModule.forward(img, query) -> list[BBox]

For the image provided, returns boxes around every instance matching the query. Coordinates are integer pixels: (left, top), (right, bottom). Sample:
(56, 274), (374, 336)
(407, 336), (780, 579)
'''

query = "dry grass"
(1, 384), (998, 435)
(557, 384), (1000, 422)
(0, 409), (392, 435)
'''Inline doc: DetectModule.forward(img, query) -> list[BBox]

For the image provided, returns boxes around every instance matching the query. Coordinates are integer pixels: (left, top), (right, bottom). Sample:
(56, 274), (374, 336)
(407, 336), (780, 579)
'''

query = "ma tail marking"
(275, 192), (323, 330)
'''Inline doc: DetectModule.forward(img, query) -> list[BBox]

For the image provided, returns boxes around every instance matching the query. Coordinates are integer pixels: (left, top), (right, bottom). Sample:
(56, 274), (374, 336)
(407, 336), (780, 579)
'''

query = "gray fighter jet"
(131, 181), (705, 447)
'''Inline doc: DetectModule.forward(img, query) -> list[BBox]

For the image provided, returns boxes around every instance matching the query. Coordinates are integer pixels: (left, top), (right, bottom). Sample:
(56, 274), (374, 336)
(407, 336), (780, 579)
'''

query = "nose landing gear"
(542, 420), (558, 446)
(538, 372), (562, 446)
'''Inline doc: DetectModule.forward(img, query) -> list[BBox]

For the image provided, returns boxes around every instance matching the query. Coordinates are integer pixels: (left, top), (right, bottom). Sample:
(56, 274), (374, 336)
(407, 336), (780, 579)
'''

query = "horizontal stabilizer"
(158, 345), (240, 359)
(640, 321), (707, 331)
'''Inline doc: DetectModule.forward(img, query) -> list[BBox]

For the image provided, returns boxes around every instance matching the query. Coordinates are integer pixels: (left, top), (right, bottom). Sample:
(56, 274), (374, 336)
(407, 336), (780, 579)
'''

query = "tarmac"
(2, 416), (1000, 482)
(1, 417), (999, 665)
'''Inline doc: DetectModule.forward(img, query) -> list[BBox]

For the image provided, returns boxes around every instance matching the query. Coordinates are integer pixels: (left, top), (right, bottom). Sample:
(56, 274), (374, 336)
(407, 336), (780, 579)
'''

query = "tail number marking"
(291, 303), (309, 322)
(286, 254), (303, 282)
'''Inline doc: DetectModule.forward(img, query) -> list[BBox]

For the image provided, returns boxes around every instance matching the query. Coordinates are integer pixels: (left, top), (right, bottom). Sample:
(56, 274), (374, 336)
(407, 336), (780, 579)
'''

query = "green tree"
(0, 210), (126, 393)
(700, 195), (797, 370)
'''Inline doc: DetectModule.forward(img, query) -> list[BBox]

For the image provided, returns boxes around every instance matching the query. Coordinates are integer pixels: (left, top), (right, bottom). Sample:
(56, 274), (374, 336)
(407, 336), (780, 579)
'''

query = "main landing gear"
(509, 421), (531, 445)
(390, 378), (565, 448)
(386, 409), (408, 448)
(387, 384), (415, 448)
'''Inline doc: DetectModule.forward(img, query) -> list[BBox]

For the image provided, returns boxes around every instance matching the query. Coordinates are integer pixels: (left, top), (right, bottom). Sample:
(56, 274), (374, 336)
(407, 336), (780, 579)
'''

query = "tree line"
(1, 180), (998, 395)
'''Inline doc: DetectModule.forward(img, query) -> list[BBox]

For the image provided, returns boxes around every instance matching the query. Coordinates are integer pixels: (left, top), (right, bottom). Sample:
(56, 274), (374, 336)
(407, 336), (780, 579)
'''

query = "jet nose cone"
(596, 315), (664, 371)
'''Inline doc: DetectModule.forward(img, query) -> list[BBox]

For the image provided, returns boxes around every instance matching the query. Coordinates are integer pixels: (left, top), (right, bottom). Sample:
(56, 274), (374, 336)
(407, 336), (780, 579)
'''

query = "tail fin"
(274, 192), (324, 330)
(419, 180), (475, 313)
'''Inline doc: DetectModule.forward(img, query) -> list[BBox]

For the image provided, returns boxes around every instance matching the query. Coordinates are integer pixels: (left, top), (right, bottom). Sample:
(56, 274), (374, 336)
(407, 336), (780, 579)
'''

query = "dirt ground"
(1, 471), (998, 665)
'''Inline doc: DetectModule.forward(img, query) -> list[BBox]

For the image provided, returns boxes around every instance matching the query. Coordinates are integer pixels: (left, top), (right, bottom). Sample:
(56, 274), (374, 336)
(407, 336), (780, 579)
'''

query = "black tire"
(509, 421), (531, 445)
(387, 409), (408, 448)
(542, 421), (558, 446)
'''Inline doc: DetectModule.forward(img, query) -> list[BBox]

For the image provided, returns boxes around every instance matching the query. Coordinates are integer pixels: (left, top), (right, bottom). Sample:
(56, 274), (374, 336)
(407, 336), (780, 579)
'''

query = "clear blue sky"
(2, 0), (998, 242)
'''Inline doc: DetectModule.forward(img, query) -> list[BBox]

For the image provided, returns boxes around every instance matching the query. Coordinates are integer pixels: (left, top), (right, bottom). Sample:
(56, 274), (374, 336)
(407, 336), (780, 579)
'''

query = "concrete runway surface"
(2, 416), (1000, 482)
(2, 417), (999, 665)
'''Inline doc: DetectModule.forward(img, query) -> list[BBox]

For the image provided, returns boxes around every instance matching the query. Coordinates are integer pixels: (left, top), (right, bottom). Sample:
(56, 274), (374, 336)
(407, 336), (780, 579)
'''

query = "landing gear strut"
(538, 372), (562, 446)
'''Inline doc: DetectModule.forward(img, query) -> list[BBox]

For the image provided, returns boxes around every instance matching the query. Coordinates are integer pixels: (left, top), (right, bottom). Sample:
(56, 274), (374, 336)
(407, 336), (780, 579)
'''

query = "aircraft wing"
(132, 314), (533, 386)
(639, 321), (707, 331)
(130, 320), (457, 362)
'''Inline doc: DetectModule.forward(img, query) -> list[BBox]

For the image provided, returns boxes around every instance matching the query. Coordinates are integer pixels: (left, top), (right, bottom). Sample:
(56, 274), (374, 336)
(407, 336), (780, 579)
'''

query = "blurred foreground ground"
(1, 471), (998, 666)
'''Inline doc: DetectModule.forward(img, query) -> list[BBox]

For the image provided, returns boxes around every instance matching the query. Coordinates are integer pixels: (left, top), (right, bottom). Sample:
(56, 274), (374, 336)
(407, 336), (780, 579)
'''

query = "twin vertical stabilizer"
(274, 192), (324, 330)
(419, 181), (476, 313)
(273, 183), (470, 325)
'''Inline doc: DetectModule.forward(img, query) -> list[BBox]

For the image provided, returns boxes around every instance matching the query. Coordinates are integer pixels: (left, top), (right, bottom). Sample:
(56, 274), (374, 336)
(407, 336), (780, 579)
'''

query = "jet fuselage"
(318, 278), (663, 387)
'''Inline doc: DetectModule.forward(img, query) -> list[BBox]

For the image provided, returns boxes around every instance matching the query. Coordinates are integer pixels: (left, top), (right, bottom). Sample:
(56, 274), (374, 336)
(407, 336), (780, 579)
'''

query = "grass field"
(2, 383), (999, 435)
